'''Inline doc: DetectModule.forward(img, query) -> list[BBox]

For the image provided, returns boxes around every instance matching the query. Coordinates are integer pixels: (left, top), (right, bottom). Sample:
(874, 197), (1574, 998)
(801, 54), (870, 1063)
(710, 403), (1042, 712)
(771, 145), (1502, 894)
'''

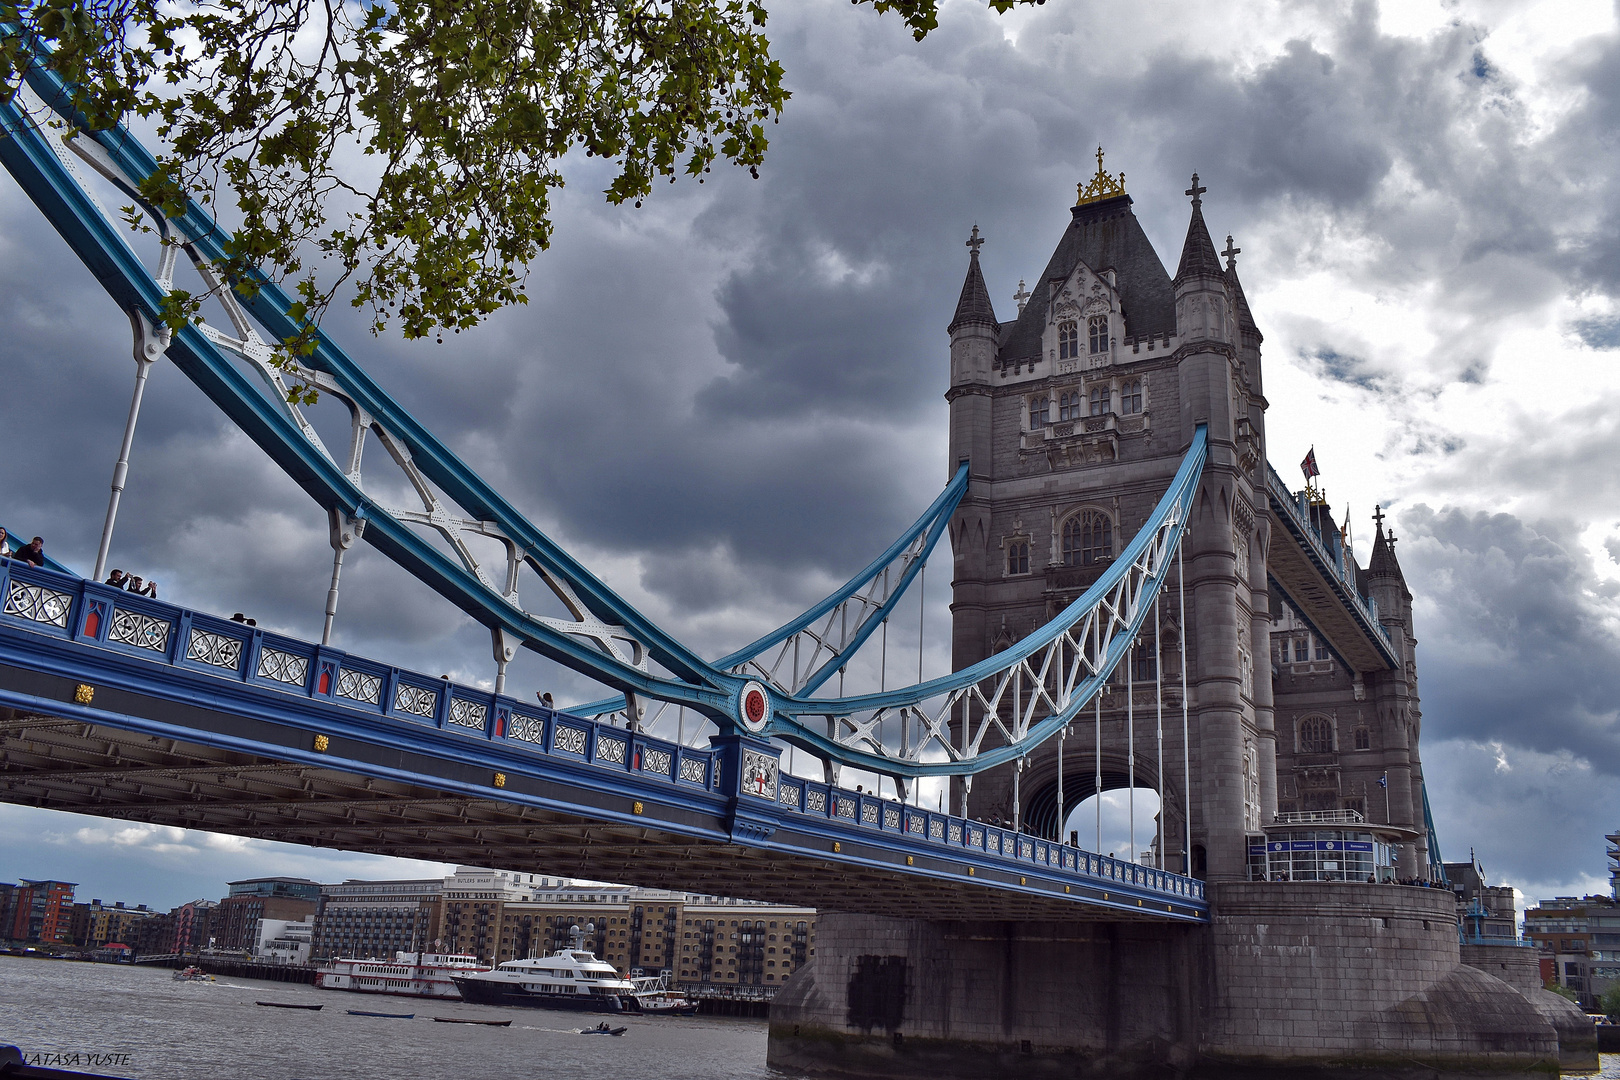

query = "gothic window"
(1059, 321), (1079, 360)
(1314, 640), (1330, 661)
(1088, 314), (1109, 353)
(1299, 716), (1333, 754)
(1007, 540), (1030, 576)
(1353, 727), (1370, 750)
(1089, 386), (1109, 416)
(1061, 510), (1113, 566)
(1059, 391), (1079, 422)
(1029, 396), (1050, 428)
(1131, 640), (1156, 682)
(1293, 636), (1309, 663)
(1121, 379), (1142, 415)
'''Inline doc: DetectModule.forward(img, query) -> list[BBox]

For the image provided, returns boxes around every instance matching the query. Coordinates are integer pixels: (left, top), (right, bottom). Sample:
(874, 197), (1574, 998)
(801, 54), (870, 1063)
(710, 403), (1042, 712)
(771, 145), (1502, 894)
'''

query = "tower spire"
(949, 225), (997, 334)
(1174, 173), (1222, 283)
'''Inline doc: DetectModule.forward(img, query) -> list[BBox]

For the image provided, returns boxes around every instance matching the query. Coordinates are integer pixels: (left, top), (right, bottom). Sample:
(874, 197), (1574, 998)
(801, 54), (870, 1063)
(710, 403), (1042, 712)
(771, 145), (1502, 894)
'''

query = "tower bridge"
(0, 39), (1599, 1079)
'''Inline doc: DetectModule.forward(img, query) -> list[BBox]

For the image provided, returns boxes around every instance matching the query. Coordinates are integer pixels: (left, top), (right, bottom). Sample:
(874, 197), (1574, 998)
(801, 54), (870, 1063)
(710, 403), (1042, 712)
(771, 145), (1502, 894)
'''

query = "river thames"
(0, 956), (781, 1079)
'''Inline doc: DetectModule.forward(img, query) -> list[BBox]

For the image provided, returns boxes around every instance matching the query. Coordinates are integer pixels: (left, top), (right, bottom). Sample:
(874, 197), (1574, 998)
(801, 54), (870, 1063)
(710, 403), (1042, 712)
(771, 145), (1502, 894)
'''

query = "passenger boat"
(315, 951), (487, 1000)
(628, 975), (697, 1016)
(172, 966), (213, 982)
(449, 927), (636, 1013)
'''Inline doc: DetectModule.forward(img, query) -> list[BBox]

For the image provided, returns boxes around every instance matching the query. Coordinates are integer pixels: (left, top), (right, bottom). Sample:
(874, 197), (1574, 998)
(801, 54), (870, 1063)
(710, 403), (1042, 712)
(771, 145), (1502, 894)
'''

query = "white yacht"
(315, 951), (487, 999)
(629, 974), (697, 1016)
(450, 925), (636, 1013)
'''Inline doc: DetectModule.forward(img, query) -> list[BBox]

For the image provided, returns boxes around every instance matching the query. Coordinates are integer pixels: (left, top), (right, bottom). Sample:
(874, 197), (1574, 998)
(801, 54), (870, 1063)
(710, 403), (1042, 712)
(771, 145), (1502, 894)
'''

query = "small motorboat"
(255, 1001), (323, 1010)
(579, 1022), (627, 1036)
(172, 966), (214, 982)
(346, 1009), (414, 1019)
(431, 1016), (512, 1027)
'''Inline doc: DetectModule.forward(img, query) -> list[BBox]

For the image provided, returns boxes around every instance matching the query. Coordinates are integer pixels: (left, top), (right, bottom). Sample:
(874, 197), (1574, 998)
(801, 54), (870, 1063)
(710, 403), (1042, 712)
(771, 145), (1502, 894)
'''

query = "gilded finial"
(1077, 146), (1127, 206)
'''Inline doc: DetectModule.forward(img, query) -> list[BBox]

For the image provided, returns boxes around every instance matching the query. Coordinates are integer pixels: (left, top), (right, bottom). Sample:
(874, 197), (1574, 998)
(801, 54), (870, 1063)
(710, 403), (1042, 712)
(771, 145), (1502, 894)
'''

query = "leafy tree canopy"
(0, 0), (1037, 361)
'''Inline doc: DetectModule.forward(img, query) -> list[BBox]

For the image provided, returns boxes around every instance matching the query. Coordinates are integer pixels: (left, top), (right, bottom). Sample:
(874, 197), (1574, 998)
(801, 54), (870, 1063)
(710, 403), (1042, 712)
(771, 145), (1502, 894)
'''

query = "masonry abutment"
(769, 886), (1567, 1080)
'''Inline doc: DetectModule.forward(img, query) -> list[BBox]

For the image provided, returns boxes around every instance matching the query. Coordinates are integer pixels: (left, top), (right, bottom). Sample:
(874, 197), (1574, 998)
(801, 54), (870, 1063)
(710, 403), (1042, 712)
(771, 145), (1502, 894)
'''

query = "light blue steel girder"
(0, 62), (738, 719)
(762, 426), (1209, 779)
(574, 463), (967, 718)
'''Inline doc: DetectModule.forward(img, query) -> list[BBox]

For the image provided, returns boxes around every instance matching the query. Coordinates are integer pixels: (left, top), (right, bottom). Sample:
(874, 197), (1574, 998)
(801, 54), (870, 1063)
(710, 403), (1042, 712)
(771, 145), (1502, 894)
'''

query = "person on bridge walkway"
(12, 537), (45, 567)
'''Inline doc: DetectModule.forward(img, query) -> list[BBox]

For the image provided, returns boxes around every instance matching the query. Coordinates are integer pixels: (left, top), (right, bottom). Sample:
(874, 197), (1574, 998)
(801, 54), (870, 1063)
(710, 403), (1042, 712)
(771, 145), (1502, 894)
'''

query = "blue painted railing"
(0, 557), (1207, 916)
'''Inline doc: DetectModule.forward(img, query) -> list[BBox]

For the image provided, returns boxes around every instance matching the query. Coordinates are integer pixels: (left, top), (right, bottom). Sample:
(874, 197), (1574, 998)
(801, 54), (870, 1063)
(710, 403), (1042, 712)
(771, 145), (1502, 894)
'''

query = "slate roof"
(948, 250), (998, 334)
(996, 194), (1176, 364)
(1368, 524), (1406, 582)
(1174, 202), (1224, 283)
(1228, 260), (1261, 340)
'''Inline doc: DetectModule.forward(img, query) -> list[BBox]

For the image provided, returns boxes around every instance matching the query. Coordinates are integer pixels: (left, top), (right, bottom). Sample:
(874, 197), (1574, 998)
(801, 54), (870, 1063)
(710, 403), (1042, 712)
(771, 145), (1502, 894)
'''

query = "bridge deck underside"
(1266, 507), (1394, 674)
(0, 708), (1177, 923)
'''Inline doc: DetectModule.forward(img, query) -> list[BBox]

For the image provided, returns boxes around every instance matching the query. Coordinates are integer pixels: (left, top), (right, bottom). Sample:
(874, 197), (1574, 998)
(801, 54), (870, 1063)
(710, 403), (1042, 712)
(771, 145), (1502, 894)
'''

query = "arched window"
(1059, 391), (1078, 422)
(1088, 314), (1109, 353)
(1299, 716), (1333, 754)
(1061, 510), (1113, 566)
(1089, 386), (1109, 416)
(1007, 540), (1030, 576)
(1029, 396), (1050, 427)
(1353, 727), (1370, 750)
(1121, 379), (1142, 415)
(1059, 321), (1079, 360)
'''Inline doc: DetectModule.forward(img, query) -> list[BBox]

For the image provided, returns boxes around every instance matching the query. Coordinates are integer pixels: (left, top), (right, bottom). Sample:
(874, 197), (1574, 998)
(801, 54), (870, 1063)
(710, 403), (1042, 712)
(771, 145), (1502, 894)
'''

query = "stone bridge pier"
(768, 883), (1590, 1079)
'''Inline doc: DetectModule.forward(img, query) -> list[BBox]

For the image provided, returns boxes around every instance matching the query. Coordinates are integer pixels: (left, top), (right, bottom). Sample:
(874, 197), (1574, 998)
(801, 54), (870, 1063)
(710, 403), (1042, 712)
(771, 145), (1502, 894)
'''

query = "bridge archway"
(1018, 751), (1185, 868)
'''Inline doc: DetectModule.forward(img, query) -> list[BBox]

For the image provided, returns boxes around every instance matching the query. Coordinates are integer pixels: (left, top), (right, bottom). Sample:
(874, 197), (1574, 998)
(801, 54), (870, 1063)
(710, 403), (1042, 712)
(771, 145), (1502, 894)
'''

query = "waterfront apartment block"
(212, 877), (321, 953)
(1523, 893), (1620, 1009)
(310, 877), (446, 961)
(4, 879), (76, 944)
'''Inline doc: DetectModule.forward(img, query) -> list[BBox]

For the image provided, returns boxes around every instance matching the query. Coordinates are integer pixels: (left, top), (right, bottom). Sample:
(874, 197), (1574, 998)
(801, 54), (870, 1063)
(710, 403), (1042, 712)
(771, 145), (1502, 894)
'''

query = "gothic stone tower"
(947, 162), (1272, 881)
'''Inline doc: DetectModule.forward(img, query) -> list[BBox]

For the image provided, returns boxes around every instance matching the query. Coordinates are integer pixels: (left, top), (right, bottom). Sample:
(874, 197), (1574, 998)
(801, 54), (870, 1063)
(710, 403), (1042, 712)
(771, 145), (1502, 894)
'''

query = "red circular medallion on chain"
(739, 681), (770, 733)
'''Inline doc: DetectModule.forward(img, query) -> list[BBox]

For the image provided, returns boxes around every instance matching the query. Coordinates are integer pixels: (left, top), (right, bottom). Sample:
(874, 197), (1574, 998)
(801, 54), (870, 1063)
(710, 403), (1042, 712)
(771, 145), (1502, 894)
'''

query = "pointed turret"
(1224, 237), (1263, 345)
(949, 225), (998, 334)
(1174, 176), (1223, 284)
(1368, 522), (1405, 582)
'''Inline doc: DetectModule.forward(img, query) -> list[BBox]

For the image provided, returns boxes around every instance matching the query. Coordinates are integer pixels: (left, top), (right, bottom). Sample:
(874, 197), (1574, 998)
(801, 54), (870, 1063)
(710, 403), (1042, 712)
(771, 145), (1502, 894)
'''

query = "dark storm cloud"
(1400, 505), (1620, 777)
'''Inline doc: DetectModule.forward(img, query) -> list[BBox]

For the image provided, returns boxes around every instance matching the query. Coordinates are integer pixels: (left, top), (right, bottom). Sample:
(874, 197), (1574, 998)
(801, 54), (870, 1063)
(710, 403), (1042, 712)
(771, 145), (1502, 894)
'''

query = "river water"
(0, 956), (782, 1080)
(5, 956), (1619, 1080)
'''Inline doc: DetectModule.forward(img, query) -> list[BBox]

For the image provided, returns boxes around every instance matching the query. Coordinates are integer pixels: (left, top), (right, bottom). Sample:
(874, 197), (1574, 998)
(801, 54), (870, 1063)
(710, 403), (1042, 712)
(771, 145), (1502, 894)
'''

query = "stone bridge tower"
(947, 161), (1273, 881)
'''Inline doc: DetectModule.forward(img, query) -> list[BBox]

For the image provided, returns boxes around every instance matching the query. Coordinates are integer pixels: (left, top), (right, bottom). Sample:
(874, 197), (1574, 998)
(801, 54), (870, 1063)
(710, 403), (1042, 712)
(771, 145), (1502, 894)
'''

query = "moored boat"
(315, 951), (487, 1000)
(449, 925), (636, 1013)
(431, 1016), (512, 1026)
(256, 1001), (322, 1010)
(628, 974), (696, 1016)
(346, 1009), (414, 1019)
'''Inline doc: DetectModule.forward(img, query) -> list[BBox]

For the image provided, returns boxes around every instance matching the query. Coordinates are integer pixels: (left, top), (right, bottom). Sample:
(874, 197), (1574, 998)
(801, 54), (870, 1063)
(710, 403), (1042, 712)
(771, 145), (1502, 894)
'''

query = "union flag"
(1300, 447), (1320, 480)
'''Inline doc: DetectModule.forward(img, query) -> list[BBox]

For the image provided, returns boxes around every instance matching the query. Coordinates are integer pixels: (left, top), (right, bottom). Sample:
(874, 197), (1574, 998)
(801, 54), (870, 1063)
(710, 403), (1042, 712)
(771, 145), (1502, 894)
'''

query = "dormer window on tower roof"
(1089, 315), (1108, 354)
(1059, 320), (1079, 360)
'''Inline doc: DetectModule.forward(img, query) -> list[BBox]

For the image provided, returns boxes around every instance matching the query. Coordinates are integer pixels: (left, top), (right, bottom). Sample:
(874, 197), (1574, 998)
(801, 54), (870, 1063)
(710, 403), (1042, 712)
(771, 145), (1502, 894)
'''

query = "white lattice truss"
(29, 93), (648, 678)
(774, 490), (1189, 775)
(731, 537), (927, 697)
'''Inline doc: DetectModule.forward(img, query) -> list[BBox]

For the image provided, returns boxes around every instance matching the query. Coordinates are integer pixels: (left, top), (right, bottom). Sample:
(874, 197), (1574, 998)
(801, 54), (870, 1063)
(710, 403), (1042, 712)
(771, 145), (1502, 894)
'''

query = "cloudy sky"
(2, 0), (1618, 913)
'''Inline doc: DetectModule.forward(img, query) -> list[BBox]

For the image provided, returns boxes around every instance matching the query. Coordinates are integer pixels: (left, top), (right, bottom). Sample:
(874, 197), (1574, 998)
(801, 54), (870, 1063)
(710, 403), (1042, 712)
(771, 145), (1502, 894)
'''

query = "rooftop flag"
(1301, 447), (1320, 481)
